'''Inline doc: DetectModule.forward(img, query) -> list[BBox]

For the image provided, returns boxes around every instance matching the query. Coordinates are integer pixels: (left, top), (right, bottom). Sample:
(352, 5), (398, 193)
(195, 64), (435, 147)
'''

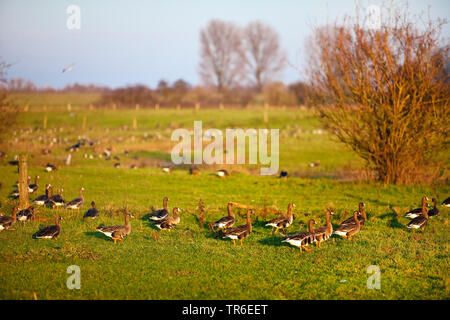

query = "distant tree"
(307, 4), (449, 184)
(0, 61), (19, 143)
(244, 22), (286, 92)
(288, 81), (309, 105)
(198, 20), (247, 92)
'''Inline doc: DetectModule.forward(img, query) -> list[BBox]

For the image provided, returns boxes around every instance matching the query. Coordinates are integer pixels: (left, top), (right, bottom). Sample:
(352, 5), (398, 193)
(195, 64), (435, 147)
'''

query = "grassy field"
(0, 103), (448, 300)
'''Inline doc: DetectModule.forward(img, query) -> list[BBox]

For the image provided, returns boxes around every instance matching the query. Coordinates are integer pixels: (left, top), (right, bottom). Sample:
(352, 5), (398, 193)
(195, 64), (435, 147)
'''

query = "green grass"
(0, 107), (448, 300)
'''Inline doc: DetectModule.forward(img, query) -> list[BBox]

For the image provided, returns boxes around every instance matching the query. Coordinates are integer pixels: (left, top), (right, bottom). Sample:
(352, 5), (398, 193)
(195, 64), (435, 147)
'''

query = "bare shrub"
(307, 4), (449, 184)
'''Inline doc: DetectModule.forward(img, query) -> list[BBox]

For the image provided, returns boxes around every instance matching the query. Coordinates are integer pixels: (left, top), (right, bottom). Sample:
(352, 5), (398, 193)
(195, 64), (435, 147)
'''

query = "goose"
(189, 167), (200, 175)
(282, 219), (316, 253)
(265, 203), (296, 234)
(0, 207), (18, 231)
(340, 202), (366, 227)
(46, 187), (65, 208)
(442, 197), (450, 207)
(214, 202), (235, 232)
(427, 198), (440, 217)
(405, 197), (429, 219)
(83, 201), (99, 219)
(33, 184), (51, 205)
(223, 209), (252, 246)
(279, 171), (288, 178)
(334, 211), (361, 240)
(113, 163), (121, 168)
(9, 176), (31, 199)
(45, 163), (57, 172)
(216, 169), (229, 178)
(154, 207), (182, 231)
(311, 209), (334, 246)
(65, 187), (85, 209)
(149, 197), (169, 221)
(162, 165), (173, 173)
(17, 206), (35, 222)
(407, 199), (429, 232)
(28, 175), (40, 193)
(96, 212), (134, 244)
(35, 216), (63, 239)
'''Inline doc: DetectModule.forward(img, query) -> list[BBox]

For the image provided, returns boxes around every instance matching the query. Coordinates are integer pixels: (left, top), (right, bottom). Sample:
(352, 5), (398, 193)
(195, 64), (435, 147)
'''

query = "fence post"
(18, 154), (30, 210)
(133, 117), (137, 129)
(43, 115), (48, 129)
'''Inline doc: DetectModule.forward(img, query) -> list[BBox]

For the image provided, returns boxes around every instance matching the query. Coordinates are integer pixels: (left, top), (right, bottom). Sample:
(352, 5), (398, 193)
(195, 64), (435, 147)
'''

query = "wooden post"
(82, 116), (87, 130)
(43, 115), (47, 129)
(66, 154), (72, 165)
(18, 154), (30, 210)
(133, 117), (137, 129)
(263, 104), (269, 124)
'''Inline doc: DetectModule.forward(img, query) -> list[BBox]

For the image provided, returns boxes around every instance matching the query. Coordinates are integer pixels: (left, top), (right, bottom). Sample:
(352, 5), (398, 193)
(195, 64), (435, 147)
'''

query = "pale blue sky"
(0, 0), (448, 88)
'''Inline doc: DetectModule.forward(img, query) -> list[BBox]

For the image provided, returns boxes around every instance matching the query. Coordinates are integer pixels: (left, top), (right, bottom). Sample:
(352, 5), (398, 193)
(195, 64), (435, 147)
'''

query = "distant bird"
(149, 197), (169, 221)
(17, 206), (34, 222)
(114, 163), (121, 168)
(279, 171), (288, 178)
(45, 163), (57, 172)
(216, 169), (229, 178)
(83, 201), (99, 219)
(62, 63), (75, 73)
(309, 161), (320, 168)
(442, 197), (450, 207)
(35, 216), (63, 239)
(162, 166), (173, 173)
(189, 166), (200, 175)
(0, 207), (18, 232)
(65, 187), (85, 210)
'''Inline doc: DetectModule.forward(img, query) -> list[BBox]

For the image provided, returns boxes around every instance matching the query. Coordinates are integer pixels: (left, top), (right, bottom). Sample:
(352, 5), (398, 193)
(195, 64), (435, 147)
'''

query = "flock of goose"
(0, 173), (448, 251)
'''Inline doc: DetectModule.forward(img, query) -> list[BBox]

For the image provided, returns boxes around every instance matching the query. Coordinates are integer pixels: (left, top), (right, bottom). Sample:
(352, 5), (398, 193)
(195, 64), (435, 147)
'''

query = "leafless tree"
(0, 61), (19, 143)
(244, 21), (286, 91)
(307, 4), (449, 184)
(198, 20), (247, 92)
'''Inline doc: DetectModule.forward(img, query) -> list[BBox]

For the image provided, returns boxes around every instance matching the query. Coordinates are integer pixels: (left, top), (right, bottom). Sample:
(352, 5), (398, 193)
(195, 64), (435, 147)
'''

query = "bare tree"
(198, 20), (246, 91)
(0, 61), (19, 143)
(244, 21), (286, 91)
(307, 4), (449, 184)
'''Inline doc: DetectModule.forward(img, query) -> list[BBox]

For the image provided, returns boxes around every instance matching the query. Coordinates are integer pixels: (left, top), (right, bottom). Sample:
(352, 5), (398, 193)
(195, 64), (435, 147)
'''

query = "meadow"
(0, 95), (448, 300)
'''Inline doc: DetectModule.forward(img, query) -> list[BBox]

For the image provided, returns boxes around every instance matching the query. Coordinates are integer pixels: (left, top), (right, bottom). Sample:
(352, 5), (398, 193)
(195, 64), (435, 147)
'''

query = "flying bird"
(62, 63), (75, 73)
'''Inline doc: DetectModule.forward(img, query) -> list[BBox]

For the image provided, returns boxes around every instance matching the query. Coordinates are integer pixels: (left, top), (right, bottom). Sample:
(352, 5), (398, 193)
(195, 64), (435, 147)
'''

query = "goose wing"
(283, 231), (315, 246)
(407, 216), (427, 228)
(0, 216), (14, 228)
(66, 197), (83, 208)
(97, 225), (125, 235)
(36, 225), (60, 238)
(334, 223), (358, 236)
(214, 216), (235, 227)
(266, 215), (287, 227)
(427, 208), (440, 217)
(149, 209), (169, 220)
(84, 208), (99, 218)
(340, 214), (365, 226)
(223, 224), (249, 237)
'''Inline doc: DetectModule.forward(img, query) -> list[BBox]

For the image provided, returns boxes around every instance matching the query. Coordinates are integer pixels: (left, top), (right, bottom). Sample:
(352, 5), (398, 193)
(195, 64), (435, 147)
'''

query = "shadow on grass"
(85, 231), (113, 242)
(378, 211), (404, 229)
(258, 234), (288, 247)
